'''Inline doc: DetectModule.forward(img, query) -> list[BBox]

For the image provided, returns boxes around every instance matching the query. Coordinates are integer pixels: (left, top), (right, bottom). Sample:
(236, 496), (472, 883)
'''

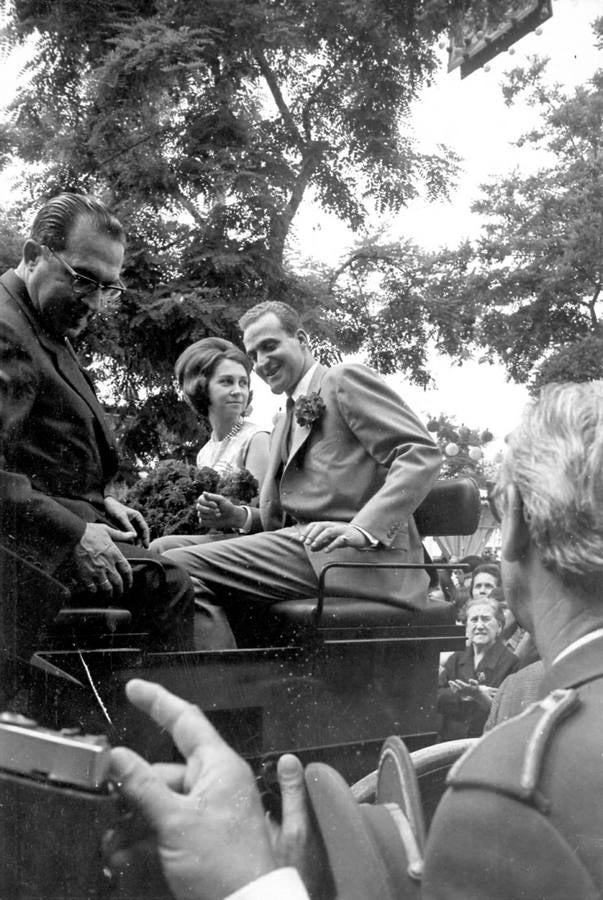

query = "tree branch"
(328, 249), (404, 290)
(252, 47), (307, 153)
(300, 46), (350, 139)
(268, 143), (326, 264)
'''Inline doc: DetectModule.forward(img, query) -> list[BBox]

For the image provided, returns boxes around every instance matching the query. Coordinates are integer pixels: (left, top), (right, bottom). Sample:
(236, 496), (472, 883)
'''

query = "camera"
(0, 713), (117, 899)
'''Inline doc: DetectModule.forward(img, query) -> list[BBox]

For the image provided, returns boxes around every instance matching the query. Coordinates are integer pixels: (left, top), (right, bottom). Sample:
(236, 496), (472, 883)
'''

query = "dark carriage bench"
(19, 478), (479, 782)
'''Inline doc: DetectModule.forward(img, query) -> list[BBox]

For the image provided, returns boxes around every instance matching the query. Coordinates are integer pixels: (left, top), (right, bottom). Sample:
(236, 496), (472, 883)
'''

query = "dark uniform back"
(422, 633), (603, 900)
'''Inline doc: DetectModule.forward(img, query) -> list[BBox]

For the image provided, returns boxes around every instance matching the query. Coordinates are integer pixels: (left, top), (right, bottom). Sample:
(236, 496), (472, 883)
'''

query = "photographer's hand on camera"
(108, 680), (278, 900)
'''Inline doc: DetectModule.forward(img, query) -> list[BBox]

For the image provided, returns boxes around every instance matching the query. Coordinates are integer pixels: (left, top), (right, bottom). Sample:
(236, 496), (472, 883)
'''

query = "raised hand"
(196, 491), (246, 530)
(109, 679), (277, 900)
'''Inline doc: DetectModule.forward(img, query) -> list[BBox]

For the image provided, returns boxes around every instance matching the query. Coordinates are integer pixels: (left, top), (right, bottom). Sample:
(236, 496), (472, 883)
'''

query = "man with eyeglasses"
(0, 193), (194, 679)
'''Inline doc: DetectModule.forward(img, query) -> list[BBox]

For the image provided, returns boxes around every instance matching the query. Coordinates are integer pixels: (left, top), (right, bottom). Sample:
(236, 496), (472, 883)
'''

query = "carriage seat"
(266, 476), (480, 636)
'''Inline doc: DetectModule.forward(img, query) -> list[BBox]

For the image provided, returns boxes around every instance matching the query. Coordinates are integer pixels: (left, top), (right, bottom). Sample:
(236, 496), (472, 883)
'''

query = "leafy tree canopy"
(405, 16), (603, 390)
(0, 0), (466, 464)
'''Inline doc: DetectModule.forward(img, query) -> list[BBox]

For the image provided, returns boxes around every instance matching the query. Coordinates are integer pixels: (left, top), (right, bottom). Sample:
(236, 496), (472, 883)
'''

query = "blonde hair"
(498, 381), (603, 585)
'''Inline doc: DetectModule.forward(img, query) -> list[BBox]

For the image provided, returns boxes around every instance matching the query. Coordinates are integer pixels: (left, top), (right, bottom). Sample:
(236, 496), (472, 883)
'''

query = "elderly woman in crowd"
(437, 595), (519, 741)
(150, 337), (269, 554)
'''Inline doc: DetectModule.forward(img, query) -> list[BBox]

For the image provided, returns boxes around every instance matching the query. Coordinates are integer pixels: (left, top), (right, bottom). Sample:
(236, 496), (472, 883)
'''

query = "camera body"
(0, 713), (117, 899)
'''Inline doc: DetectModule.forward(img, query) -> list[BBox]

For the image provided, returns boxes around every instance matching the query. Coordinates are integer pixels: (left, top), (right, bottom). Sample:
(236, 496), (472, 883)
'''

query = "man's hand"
(448, 679), (496, 710)
(108, 679), (277, 900)
(298, 522), (369, 553)
(267, 754), (332, 900)
(196, 491), (245, 530)
(73, 522), (134, 598)
(104, 496), (150, 547)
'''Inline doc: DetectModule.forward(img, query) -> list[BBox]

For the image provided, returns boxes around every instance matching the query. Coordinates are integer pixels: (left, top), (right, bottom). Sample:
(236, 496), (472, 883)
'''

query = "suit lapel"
(267, 410), (289, 477)
(286, 364), (328, 465)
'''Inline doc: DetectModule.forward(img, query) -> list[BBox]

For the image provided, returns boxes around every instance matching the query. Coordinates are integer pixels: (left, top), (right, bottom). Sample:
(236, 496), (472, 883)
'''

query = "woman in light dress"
(150, 337), (269, 553)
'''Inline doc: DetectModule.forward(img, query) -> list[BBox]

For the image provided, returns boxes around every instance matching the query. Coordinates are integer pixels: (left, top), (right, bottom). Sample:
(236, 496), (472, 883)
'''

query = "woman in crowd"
(449, 561), (500, 624)
(437, 595), (519, 741)
(469, 562), (500, 600)
(150, 337), (269, 553)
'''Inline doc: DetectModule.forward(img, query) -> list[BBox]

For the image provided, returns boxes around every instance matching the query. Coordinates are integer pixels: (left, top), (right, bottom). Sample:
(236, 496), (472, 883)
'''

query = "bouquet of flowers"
(126, 460), (258, 538)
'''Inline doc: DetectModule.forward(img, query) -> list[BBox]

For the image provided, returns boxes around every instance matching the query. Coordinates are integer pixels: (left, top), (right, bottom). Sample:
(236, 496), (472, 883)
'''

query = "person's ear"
(22, 239), (44, 269)
(295, 328), (309, 348)
(501, 483), (531, 562)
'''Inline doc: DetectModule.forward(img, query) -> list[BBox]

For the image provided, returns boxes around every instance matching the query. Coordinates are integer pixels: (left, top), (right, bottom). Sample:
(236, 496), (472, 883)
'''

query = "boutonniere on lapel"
(294, 392), (326, 427)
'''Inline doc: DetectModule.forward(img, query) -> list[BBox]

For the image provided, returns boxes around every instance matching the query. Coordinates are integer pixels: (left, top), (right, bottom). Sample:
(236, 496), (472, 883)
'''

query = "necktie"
(281, 396), (295, 464)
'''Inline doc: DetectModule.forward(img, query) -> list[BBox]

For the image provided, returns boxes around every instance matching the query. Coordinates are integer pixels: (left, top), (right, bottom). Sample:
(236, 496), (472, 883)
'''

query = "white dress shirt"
(225, 867), (309, 900)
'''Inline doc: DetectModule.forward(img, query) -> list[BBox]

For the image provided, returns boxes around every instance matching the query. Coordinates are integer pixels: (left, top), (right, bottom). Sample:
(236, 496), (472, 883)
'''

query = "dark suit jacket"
(423, 634), (603, 899)
(0, 270), (118, 577)
(438, 640), (519, 740)
(484, 658), (545, 730)
(249, 363), (441, 604)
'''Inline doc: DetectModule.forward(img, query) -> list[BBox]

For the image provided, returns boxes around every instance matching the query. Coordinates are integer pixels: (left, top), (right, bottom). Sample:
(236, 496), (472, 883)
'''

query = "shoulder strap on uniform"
(447, 688), (580, 813)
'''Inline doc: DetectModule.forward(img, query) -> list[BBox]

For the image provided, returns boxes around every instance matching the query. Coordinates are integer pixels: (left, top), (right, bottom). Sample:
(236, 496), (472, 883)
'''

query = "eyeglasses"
(48, 248), (126, 302)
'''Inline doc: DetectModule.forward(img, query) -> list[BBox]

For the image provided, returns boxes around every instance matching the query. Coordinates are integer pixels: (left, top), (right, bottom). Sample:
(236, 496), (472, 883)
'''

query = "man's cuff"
(225, 868), (309, 900)
(350, 524), (379, 548)
(237, 505), (253, 534)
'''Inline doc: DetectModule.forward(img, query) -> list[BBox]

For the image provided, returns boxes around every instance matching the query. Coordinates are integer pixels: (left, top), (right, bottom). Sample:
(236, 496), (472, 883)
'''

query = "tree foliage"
(0, 0), (460, 465)
(411, 17), (603, 389)
(316, 235), (474, 387)
(126, 460), (257, 539)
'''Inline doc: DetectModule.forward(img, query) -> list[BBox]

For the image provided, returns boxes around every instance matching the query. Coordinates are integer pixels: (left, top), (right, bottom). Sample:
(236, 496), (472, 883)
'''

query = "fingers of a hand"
(299, 523), (324, 543)
(301, 524), (330, 547)
(124, 679), (222, 760)
(105, 526), (137, 545)
(98, 573), (115, 597)
(201, 492), (223, 507)
(131, 510), (151, 546)
(115, 555), (133, 592)
(277, 754), (308, 843)
(306, 528), (346, 552)
(110, 746), (177, 827)
(320, 532), (353, 553)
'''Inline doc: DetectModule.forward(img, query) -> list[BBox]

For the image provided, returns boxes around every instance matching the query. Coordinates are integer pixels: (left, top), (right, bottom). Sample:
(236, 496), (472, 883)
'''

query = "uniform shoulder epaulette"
(446, 688), (580, 813)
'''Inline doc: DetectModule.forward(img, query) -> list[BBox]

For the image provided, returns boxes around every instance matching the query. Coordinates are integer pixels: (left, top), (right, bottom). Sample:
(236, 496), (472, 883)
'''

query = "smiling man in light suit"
(164, 301), (441, 647)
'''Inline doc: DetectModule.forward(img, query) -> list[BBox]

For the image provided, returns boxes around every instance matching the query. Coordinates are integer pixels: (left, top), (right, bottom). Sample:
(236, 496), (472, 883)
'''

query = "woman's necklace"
(218, 417), (244, 443)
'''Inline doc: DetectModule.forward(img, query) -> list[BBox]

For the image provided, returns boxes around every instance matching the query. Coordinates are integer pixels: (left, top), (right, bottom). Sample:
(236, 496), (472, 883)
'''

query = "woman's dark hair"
(458, 554), (483, 573)
(175, 337), (252, 417)
(469, 563), (502, 597)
